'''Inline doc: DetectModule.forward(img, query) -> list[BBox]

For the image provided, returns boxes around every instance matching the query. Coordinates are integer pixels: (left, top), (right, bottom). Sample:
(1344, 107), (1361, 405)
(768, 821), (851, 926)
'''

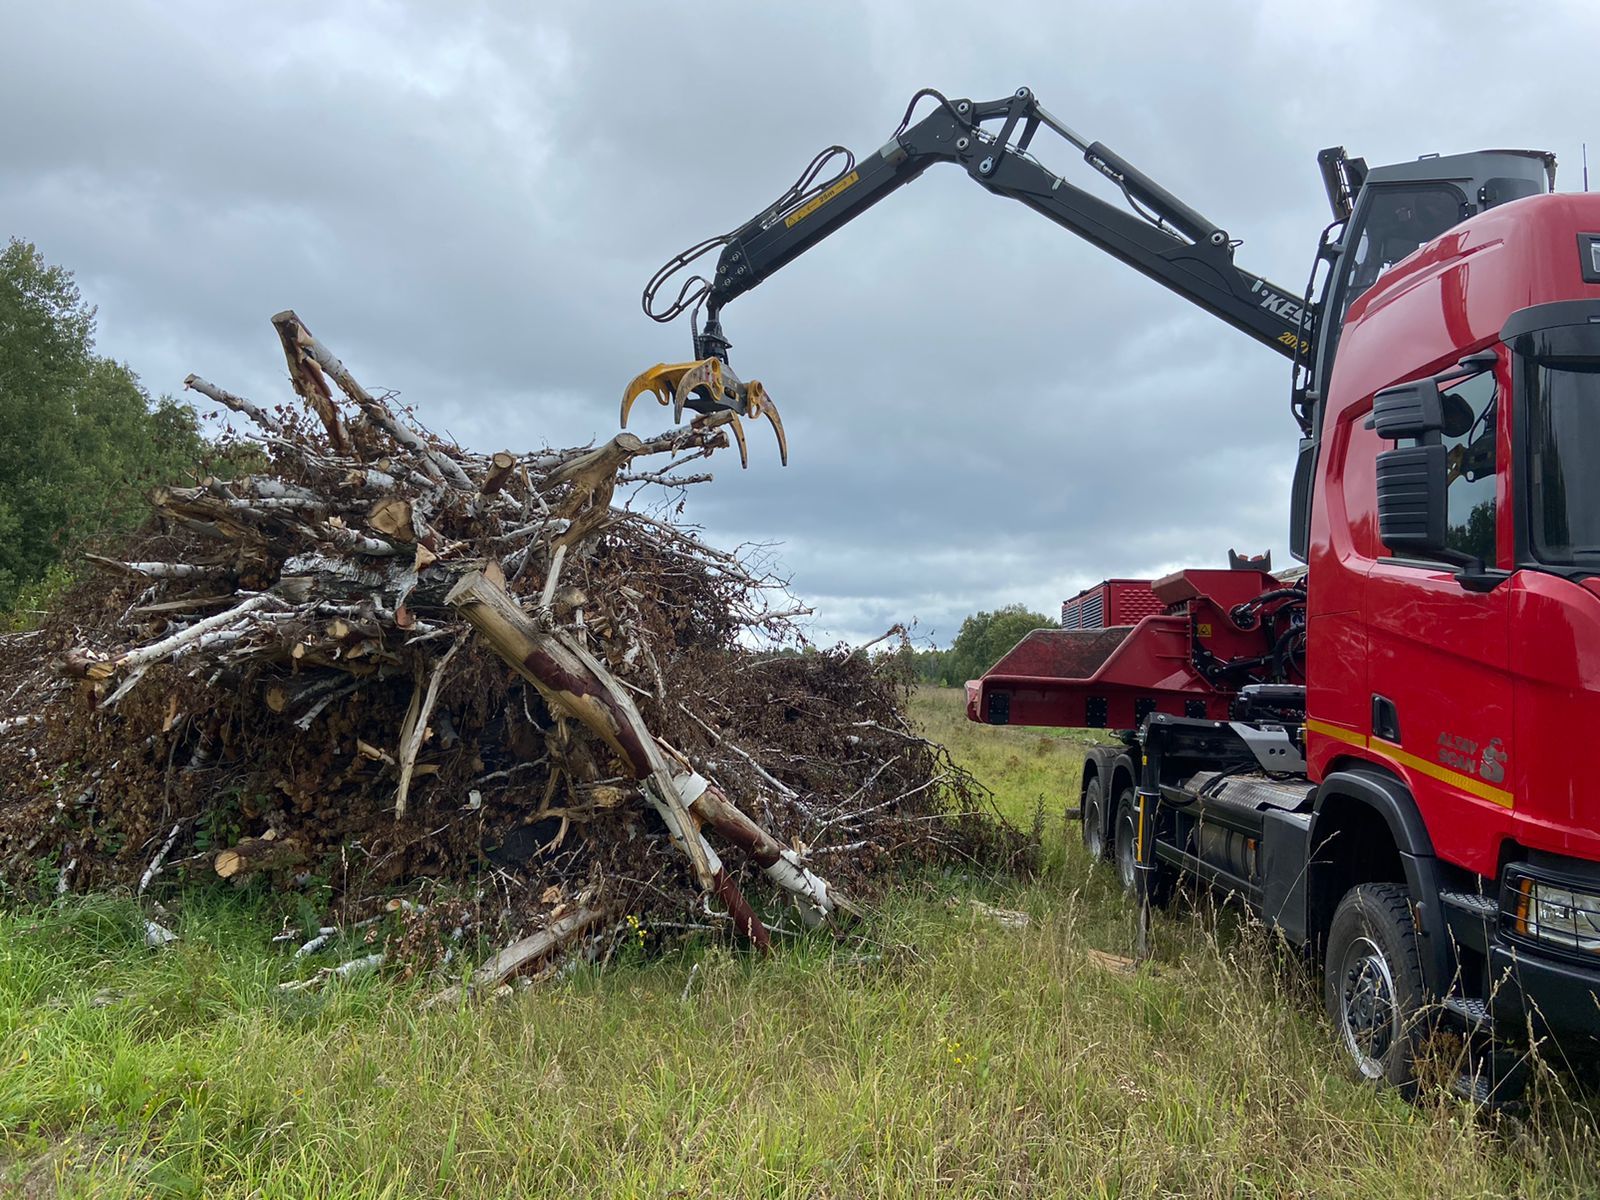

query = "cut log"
(214, 834), (305, 880)
(319, 524), (402, 557)
(481, 451), (517, 496)
(542, 433), (643, 506)
(683, 774), (850, 926)
(84, 555), (228, 580)
(271, 312), (352, 455)
(549, 435), (645, 548)
(62, 593), (277, 683)
(445, 567), (849, 947)
(272, 310), (472, 489)
(367, 497), (416, 543)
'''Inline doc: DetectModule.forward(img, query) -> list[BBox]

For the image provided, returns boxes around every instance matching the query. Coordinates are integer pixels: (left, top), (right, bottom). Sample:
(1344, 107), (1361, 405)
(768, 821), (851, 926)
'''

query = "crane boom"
(629, 86), (1552, 469)
(692, 88), (1311, 362)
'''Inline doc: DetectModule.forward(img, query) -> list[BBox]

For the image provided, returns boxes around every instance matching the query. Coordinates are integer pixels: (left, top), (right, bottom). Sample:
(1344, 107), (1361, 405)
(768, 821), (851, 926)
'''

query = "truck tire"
(1114, 787), (1139, 894)
(1114, 788), (1172, 905)
(1082, 776), (1109, 861)
(1324, 883), (1428, 1094)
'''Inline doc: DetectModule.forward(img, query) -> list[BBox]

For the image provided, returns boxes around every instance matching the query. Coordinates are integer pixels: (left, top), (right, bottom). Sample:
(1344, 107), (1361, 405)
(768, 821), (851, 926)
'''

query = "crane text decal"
(785, 172), (861, 229)
(1250, 280), (1309, 330)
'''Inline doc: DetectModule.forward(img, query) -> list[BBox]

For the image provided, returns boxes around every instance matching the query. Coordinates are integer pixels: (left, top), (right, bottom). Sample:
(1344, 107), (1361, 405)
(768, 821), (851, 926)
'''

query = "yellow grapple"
(621, 358), (787, 468)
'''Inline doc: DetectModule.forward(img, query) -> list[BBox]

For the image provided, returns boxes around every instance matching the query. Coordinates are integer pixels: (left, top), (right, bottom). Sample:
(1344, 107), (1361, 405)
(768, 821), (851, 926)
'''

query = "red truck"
(635, 86), (1600, 1098)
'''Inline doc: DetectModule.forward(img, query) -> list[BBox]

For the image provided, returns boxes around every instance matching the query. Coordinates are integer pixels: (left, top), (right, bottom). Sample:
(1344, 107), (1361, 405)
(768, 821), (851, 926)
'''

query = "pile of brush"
(0, 311), (1022, 989)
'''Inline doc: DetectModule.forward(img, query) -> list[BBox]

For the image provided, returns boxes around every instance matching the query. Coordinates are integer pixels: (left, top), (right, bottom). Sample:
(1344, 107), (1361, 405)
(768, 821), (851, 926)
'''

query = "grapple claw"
(623, 357), (789, 467)
(621, 361), (691, 428)
(744, 382), (788, 467)
(672, 359), (722, 424)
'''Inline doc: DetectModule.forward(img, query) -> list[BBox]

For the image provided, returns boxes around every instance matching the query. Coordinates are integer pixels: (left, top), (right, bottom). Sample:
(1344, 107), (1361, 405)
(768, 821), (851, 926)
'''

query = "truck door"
(1363, 365), (1513, 865)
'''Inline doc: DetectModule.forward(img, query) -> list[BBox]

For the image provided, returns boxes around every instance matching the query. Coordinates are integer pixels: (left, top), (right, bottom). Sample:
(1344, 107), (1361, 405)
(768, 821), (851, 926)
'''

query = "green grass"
(3, 687), (1598, 1197)
(910, 685), (1109, 832)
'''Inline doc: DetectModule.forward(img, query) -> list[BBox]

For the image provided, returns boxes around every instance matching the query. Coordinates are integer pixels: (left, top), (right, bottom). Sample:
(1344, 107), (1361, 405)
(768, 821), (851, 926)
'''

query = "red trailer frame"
(969, 568), (1285, 730)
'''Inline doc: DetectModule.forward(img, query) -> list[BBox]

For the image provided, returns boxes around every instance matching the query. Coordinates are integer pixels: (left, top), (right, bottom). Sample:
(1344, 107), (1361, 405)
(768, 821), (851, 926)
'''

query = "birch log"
(445, 571), (713, 884)
(272, 310), (473, 489)
(430, 903), (609, 1004)
(61, 594), (276, 681)
(445, 567), (778, 949)
(444, 568), (856, 943)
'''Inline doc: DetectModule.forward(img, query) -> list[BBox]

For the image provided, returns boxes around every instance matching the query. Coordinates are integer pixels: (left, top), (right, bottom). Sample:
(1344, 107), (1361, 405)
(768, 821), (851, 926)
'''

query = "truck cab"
(1306, 189), (1600, 1053)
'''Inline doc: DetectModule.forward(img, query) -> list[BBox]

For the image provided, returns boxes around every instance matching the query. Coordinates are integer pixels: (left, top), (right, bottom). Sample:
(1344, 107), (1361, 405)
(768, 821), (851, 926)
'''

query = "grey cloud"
(3, 0), (1595, 643)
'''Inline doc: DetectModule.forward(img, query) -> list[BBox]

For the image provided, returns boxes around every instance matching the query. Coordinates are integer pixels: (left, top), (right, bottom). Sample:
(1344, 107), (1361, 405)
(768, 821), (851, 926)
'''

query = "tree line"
(900, 604), (1057, 687)
(0, 239), (214, 621)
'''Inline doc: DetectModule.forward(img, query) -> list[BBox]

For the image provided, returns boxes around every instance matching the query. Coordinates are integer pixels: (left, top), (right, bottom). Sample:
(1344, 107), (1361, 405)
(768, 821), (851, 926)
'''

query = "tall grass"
(1, 688), (1596, 1198)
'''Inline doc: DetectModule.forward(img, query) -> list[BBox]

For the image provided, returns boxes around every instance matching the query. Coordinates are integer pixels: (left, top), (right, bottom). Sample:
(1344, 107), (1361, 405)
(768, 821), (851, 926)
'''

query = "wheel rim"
(1116, 809), (1137, 893)
(1085, 792), (1105, 859)
(1337, 935), (1398, 1079)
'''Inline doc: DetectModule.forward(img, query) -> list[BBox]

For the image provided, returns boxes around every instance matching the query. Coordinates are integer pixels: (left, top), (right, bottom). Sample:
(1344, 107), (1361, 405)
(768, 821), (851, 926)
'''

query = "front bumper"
(1489, 940), (1600, 1045)
(1491, 861), (1600, 1045)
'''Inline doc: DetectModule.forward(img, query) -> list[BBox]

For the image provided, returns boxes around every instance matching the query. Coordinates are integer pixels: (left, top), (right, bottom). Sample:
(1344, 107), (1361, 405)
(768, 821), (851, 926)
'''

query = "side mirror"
(1289, 437), (1315, 563)
(1369, 351), (1506, 591)
(1368, 380), (1442, 439)
(1376, 443), (1448, 554)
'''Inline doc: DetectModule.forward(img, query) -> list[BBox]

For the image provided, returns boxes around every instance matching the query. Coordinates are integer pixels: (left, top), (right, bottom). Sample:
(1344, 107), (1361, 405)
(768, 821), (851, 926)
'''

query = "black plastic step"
(1451, 1052), (1530, 1106)
(1178, 770), (1314, 813)
(1439, 890), (1499, 919)
(1442, 992), (1491, 1030)
(1453, 1071), (1493, 1104)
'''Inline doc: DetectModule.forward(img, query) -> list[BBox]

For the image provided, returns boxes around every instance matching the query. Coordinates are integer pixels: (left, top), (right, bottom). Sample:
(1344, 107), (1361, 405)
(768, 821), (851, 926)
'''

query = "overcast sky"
(4, 1), (1596, 645)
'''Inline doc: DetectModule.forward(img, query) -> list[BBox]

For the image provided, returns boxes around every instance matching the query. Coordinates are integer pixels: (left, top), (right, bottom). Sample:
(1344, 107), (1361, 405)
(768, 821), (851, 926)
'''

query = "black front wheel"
(1324, 883), (1429, 1094)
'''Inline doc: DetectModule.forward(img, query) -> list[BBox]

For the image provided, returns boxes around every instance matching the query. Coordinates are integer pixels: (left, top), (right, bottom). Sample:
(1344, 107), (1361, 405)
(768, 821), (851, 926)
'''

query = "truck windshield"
(1526, 348), (1600, 570)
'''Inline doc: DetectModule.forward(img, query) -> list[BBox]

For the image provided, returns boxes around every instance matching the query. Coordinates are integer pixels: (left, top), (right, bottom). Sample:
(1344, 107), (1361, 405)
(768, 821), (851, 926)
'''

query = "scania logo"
(1436, 731), (1509, 784)
(1479, 737), (1507, 784)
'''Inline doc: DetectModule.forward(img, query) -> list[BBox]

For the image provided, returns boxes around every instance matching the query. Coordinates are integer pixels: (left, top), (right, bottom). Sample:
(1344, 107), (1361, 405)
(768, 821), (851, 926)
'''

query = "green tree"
(907, 646), (952, 685)
(0, 239), (207, 612)
(944, 604), (1057, 686)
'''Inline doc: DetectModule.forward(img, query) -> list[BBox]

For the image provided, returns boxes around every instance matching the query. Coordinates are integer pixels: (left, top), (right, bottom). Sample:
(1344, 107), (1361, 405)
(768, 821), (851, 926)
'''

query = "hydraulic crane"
(634, 84), (1600, 1101)
(622, 86), (1531, 458)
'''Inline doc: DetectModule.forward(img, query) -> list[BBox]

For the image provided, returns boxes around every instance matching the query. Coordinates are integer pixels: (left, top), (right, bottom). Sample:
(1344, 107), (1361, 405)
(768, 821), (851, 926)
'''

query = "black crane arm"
(652, 88), (1312, 366)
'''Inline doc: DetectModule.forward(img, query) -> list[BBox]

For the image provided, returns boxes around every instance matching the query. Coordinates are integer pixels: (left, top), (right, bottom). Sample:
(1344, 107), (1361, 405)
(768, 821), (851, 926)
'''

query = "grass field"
(3, 686), (1599, 1197)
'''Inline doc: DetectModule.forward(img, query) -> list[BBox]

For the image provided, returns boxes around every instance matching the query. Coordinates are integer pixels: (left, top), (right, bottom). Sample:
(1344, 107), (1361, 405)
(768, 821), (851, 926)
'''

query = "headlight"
(1511, 876), (1600, 953)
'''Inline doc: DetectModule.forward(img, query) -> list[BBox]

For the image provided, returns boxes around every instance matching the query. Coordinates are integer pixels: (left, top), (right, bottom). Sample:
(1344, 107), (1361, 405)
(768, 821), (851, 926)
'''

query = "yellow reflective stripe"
(1304, 717), (1365, 748)
(1373, 738), (1514, 809)
(1303, 718), (1514, 809)
(1136, 793), (1146, 865)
